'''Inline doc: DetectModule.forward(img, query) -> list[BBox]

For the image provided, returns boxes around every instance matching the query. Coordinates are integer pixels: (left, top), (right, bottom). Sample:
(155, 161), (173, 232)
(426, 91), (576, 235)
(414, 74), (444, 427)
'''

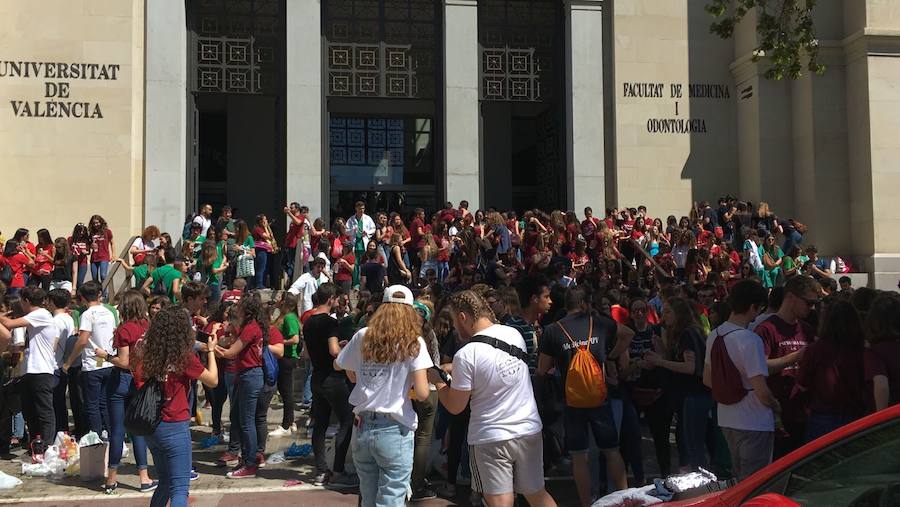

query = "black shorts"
(563, 403), (618, 452)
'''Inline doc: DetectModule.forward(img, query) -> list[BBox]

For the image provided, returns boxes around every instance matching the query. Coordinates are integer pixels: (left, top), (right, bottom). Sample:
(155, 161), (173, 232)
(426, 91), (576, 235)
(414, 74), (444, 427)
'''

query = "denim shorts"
(563, 402), (619, 452)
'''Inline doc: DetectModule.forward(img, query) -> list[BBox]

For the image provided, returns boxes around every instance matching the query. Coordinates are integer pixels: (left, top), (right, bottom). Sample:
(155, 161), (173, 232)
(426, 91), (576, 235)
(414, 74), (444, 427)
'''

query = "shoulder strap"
(557, 316), (593, 350)
(466, 334), (529, 363)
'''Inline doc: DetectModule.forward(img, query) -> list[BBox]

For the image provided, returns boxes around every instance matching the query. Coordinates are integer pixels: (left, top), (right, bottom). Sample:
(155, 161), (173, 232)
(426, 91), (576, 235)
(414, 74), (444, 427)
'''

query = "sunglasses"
(800, 296), (821, 307)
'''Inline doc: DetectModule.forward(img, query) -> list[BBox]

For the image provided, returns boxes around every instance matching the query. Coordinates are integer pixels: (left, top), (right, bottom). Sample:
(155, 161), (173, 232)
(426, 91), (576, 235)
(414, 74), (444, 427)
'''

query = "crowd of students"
(0, 197), (899, 507)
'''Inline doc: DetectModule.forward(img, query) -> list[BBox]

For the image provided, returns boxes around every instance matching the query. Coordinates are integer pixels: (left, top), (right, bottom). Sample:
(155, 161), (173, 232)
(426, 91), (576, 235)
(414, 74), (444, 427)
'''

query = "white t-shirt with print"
(79, 305), (117, 371)
(53, 312), (76, 368)
(192, 215), (212, 237)
(704, 322), (774, 432)
(452, 324), (543, 445)
(23, 308), (59, 375)
(336, 328), (433, 430)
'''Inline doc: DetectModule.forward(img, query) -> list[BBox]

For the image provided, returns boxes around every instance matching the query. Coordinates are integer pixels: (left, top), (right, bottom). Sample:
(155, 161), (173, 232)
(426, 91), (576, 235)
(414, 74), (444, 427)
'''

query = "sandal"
(101, 482), (118, 495)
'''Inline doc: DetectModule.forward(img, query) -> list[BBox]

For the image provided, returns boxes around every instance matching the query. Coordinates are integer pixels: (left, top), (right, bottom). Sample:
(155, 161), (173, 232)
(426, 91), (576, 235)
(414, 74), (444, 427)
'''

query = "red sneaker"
(226, 465), (258, 479)
(257, 452), (266, 469)
(216, 452), (240, 467)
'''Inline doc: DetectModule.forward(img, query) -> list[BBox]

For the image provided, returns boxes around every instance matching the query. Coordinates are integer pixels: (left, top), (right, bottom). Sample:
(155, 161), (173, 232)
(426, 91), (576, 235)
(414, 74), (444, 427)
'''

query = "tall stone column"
(286, 0), (324, 217)
(144, 0), (187, 236)
(565, 0), (605, 214)
(444, 0), (481, 210)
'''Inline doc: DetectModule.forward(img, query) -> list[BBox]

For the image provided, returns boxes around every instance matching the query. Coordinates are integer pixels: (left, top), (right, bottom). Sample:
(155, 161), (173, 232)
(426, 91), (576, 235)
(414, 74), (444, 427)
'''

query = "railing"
(101, 235), (139, 303)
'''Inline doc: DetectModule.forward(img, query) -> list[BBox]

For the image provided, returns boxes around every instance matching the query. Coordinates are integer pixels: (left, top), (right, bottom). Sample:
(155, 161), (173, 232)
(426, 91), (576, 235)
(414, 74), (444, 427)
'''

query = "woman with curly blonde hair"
(335, 285), (433, 507)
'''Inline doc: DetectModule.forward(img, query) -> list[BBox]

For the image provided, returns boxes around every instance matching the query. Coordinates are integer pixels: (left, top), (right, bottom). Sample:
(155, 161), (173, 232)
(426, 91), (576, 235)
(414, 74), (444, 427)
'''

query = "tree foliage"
(706, 0), (826, 80)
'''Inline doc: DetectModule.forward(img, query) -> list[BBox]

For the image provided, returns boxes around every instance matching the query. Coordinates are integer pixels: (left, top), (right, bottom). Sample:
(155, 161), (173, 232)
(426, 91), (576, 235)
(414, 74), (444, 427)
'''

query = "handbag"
(236, 252), (255, 278)
(124, 378), (165, 436)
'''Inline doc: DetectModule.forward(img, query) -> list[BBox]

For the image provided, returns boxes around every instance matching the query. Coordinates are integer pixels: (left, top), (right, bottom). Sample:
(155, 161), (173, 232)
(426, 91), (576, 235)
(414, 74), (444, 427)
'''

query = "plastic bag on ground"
(22, 445), (66, 478)
(284, 443), (312, 458)
(591, 485), (662, 507)
(266, 451), (286, 465)
(0, 470), (22, 489)
(78, 431), (102, 447)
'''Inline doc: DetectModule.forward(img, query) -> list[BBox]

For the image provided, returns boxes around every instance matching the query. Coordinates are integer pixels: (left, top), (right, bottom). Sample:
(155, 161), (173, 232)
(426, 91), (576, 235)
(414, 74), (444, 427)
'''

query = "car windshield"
(773, 419), (900, 506)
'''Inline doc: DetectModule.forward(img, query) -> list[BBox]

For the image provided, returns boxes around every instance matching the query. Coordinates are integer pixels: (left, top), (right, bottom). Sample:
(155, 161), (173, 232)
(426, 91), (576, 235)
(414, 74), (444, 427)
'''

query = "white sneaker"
(269, 426), (293, 437)
(289, 423), (298, 433)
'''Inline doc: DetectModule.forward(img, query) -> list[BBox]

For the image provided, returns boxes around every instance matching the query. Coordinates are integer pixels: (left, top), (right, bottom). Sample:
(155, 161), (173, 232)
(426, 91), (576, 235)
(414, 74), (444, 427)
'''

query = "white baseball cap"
(382, 285), (414, 306)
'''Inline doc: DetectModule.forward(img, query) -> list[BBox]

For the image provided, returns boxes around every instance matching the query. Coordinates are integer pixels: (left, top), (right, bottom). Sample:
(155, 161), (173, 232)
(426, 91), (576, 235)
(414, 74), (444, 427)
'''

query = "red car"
(667, 404), (900, 506)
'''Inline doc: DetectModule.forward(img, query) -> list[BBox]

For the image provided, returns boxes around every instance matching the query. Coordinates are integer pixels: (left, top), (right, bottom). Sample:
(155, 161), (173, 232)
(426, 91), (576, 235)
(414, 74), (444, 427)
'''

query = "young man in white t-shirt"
(62, 281), (116, 435)
(47, 289), (75, 433)
(703, 279), (780, 480)
(0, 287), (60, 453)
(430, 290), (557, 507)
(287, 257), (329, 314)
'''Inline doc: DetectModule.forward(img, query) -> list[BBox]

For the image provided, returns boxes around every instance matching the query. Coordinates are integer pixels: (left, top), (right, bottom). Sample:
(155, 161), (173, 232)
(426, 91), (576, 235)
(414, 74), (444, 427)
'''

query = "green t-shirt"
(133, 264), (150, 290)
(221, 218), (236, 248)
(151, 264), (184, 302)
(280, 313), (301, 359)
(242, 235), (255, 250)
(199, 243), (225, 286)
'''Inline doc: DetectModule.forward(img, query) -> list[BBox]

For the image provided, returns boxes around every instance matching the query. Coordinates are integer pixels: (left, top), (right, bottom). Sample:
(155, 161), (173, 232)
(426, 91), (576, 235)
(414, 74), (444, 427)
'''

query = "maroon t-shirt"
(410, 218), (425, 249)
(161, 354), (205, 422)
(236, 320), (263, 372)
(756, 314), (814, 410)
(90, 229), (113, 262)
(797, 340), (866, 417)
(864, 341), (900, 409)
(113, 319), (149, 350)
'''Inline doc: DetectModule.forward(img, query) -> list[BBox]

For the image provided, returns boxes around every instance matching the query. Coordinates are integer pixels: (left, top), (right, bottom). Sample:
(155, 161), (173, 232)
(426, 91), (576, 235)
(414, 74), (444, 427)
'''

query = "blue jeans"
(147, 420), (192, 507)
(679, 393), (714, 470)
(77, 264), (88, 287)
(225, 372), (241, 454)
(91, 261), (109, 284)
(254, 249), (269, 289)
(82, 368), (112, 434)
(353, 413), (414, 507)
(437, 261), (449, 282)
(237, 367), (263, 466)
(805, 412), (857, 443)
(12, 412), (24, 439)
(106, 369), (148, 470)
(302, 366), (313, 405)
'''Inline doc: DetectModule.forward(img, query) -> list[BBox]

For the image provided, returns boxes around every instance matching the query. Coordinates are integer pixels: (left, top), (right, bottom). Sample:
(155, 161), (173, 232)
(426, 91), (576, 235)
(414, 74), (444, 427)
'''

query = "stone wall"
(0, 0), (144, 251)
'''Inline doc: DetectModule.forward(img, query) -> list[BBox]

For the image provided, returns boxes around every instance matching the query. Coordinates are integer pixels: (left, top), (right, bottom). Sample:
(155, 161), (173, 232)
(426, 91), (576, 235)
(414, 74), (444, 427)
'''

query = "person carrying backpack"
(430, 290), (557, 507)
(537, 287), (634, 506)
(702, 279), (780, 480)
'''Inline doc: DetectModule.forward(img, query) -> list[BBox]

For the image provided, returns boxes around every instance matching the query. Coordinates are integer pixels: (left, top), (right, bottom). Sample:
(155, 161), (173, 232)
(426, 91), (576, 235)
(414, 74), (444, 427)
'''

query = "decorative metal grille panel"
(481, 46), (541, 102)
(478, 0), (559, 102)
(191, 0), (282, 95)
(196, 36), (261, 93)
(328, 42), (416, 98)
(324, 0), (437, 99)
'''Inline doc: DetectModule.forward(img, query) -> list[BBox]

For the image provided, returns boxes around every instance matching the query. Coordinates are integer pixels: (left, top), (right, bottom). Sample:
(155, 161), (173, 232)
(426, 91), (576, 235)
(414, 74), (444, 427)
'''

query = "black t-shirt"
(360, 261), (386, 293)
(303, 313), (342, 380)
(539, 311), (618, 387)
(667, 327), (709, 398)
(51, 254), (74, 281)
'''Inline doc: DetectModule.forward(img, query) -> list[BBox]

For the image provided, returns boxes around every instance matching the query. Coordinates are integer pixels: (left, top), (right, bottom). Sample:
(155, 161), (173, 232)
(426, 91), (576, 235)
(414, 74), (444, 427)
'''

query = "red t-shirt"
(864, 341), (900, 410)
(90, 229), (113, 262)
(410, 218), (425, 249)
(252, 226), (273, 253)
(220, 289), (243, 304)
(610, 305), (630, 325)
(1, 253), (31, 288)
(300, 308), (320, 325)
(236, 320), (263, 372)
(797, 340), (866, 417)
(161, 354), (205, 422)
(268, 326), (285, 347)
(113, 319), (149, 350)
(34, 244), (54, 275)
(334, 252), (355, 282)
(755, 314), (814, 408)
(69, 237), (92, 266)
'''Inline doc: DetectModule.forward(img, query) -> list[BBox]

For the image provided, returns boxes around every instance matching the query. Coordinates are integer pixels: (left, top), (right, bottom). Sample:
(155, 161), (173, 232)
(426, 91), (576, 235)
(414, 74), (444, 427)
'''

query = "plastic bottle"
(31, 434), (44, 464)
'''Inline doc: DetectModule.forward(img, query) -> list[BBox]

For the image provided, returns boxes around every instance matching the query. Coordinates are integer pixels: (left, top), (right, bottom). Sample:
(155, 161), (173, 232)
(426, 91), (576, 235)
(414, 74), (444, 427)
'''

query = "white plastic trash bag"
(0, 470), (23, 489)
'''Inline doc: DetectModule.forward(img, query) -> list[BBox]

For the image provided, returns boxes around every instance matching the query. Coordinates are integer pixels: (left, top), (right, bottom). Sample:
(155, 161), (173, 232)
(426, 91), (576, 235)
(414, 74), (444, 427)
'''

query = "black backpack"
(0, 262), (12, 286)
(125, 378), (164, 436)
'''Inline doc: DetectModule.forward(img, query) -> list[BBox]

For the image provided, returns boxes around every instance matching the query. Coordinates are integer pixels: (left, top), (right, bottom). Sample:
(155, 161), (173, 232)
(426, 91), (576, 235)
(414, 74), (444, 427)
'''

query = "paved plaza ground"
(0, 395), (618, 506)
